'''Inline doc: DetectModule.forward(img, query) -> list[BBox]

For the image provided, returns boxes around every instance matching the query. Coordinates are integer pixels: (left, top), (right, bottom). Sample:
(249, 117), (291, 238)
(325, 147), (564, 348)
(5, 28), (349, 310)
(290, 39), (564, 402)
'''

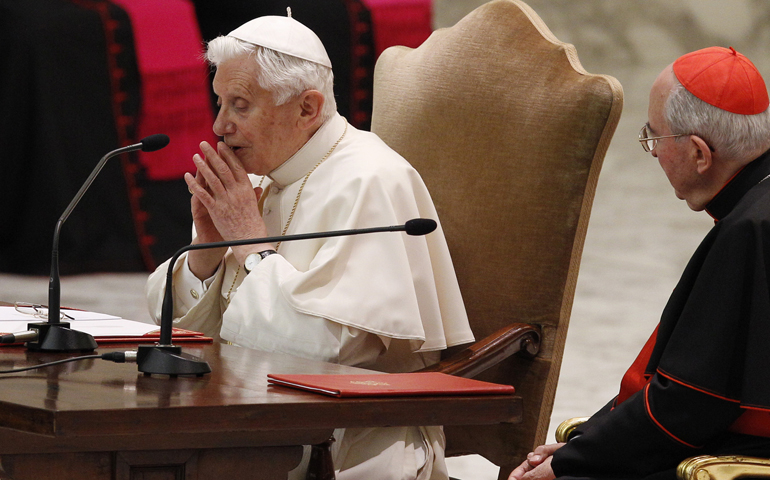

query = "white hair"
(205, 36), (337, 122)
(665, 78), (770, 161)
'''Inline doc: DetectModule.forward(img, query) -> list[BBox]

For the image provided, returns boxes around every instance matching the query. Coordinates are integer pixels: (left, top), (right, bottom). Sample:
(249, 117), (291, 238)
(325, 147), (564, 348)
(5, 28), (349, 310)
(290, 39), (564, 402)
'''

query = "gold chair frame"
(556, 418), (770, 480)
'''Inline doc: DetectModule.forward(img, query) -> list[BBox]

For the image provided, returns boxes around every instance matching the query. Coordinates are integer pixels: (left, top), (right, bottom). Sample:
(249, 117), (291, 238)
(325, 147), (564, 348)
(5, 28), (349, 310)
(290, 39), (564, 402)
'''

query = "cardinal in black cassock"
(510, 46), (770, 480)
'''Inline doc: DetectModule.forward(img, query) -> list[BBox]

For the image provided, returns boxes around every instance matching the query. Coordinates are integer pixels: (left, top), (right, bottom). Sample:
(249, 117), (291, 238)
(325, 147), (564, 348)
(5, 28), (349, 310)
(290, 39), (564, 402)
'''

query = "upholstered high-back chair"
(371, 0), (623, 476)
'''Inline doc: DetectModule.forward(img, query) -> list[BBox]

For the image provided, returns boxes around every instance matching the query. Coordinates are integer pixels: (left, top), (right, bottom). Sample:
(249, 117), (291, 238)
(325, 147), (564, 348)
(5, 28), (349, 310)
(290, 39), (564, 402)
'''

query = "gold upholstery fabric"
(371, 0), (623, 474)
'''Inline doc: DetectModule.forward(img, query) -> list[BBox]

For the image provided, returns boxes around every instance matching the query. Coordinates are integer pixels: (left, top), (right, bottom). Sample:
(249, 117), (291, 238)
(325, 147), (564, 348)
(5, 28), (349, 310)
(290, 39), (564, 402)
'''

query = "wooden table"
(0, 342), (521, 479)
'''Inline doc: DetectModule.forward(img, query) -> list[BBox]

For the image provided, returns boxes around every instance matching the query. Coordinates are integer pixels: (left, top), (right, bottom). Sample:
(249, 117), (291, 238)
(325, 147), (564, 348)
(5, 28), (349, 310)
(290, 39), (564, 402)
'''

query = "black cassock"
(0, 0), (191, 274)
(552, 149), (770, 480)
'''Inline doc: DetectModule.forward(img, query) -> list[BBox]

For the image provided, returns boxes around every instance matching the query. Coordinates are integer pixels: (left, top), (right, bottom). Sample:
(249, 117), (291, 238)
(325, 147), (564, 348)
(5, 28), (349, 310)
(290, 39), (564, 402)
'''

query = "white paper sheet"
(0, 306), (157, 337)
(0, 306), (121, 322)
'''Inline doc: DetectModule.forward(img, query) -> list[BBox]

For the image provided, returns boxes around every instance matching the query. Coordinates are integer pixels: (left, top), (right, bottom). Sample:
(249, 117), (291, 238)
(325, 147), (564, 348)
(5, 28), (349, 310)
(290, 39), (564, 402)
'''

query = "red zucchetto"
(673, 46), (769, 115)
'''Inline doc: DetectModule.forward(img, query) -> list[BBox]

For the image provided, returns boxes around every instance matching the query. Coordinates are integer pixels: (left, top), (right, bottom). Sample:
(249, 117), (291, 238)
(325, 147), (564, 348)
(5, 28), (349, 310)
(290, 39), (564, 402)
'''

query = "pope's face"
(211, 55), (304, 175)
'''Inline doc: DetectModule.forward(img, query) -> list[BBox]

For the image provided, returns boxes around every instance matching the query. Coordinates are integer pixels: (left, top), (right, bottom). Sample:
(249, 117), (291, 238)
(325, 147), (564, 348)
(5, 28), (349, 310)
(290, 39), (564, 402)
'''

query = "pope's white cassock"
(146, 112), (474, 480)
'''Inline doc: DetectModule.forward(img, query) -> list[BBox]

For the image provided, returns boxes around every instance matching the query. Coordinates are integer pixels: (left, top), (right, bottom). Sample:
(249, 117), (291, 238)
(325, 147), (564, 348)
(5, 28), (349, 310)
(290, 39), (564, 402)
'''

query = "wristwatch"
(244, 249), (278, 273)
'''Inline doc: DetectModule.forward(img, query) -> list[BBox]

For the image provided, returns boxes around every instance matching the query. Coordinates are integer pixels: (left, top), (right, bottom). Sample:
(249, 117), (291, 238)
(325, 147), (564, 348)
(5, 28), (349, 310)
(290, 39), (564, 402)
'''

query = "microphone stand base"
(26, 322), (98, 352)
(136, 344), (211, 377)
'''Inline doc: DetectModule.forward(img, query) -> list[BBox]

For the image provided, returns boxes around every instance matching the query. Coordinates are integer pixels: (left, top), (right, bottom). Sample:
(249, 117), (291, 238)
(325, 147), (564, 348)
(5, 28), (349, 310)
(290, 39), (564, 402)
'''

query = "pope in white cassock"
(145, 12), (474, 480)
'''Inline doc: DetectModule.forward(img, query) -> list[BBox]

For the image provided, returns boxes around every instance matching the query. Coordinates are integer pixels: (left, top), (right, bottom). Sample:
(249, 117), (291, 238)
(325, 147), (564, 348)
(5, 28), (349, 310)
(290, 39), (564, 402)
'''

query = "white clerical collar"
(268, 113), (347, 188)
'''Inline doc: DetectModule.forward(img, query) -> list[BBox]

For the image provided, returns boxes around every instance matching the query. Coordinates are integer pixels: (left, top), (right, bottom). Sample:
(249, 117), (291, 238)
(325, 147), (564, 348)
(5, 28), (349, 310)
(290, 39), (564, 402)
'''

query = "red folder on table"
(266, 372), (515, 398)
(0, 328), (212, 347)
(94, 328), (213, 344)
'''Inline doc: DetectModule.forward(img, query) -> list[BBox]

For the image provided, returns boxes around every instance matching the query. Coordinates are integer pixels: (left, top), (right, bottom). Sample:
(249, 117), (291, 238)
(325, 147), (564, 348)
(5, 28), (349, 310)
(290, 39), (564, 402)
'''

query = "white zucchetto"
(228, 15), (333, 69)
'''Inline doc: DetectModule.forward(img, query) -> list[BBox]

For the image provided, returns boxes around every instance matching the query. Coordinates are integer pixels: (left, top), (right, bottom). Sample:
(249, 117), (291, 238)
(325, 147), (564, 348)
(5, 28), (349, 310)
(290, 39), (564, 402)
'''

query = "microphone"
(139, 134), (171, 152)
(403, 218), (438, 236)
(137, 218), (438, 376)
(25, 135), (171, 353)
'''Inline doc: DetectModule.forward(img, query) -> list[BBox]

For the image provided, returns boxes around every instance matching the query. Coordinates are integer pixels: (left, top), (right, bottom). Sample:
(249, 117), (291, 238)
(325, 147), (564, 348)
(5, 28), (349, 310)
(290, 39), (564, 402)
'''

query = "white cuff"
(176, 255), (217, 310)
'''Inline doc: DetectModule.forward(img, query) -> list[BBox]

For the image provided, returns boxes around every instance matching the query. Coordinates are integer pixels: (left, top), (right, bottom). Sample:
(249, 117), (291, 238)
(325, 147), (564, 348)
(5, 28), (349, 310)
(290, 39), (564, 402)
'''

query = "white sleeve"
(145, 252), (226, 340)
(220, 254), (390, 365)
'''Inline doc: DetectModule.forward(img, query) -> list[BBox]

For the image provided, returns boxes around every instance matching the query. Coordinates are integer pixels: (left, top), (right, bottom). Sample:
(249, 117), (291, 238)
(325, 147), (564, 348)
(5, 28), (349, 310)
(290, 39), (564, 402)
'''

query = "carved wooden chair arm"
(418, 323), (541, 378)
(677, 455), (770, 480)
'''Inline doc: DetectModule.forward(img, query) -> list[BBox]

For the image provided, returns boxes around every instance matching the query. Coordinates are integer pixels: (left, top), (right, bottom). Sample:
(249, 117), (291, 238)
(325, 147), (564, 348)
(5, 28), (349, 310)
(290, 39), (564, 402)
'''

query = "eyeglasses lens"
(639, 126), (655, 153)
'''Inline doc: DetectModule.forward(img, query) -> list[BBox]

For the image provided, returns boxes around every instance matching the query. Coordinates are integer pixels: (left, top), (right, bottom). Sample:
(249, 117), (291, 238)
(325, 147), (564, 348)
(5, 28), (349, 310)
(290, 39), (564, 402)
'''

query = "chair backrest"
(370, 0), (623, 475)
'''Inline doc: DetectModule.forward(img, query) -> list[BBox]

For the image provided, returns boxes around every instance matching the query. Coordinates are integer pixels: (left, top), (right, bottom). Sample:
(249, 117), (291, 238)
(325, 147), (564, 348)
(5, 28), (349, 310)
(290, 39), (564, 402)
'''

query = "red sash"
(729, 409), (770, 437)
(615, 325), (658, 406)
(615, 324), (770, 437)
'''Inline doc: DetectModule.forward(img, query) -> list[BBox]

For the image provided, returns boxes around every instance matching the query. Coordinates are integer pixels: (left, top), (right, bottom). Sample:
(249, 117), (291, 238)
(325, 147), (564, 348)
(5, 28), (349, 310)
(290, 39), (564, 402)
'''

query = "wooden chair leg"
(306, 435), (336, 480)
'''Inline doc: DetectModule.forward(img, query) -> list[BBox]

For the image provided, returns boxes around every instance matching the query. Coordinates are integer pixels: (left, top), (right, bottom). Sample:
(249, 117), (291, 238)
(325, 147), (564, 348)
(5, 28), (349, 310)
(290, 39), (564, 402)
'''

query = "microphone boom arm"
(29, 135), (169, 352)
(159, 222), (426, 344)
(48, 143), (146, 325)
(141, 218), (436, 376)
